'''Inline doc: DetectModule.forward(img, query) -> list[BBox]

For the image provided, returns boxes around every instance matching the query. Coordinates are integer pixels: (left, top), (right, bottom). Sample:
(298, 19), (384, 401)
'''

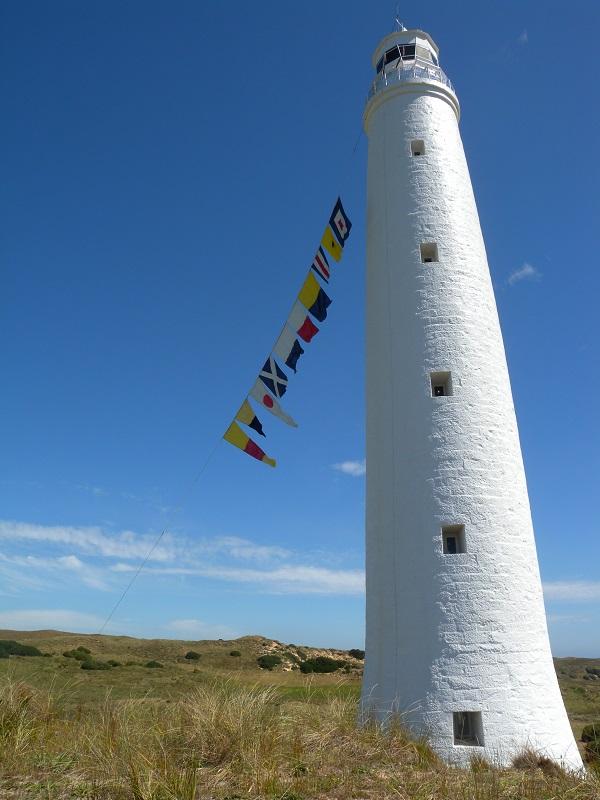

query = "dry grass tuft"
(0, 674), (598, 799)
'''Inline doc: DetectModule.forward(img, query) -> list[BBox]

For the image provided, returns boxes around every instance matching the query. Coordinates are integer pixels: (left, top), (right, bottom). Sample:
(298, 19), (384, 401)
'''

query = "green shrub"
(582, 723), (600, 764)
(81, 660), (111, 671)
(107, 659), (121, 667)
(348, 649), (365, 660)
(230, 650), (241, 657)
(63, 649), (91, 662)
(257, 654), (282, 671)
(0, 640), (43, 657)
(184, 651), (201, 660)
(300, 656), (346, 674)
(76, 646), (91, 654)
(585, 667), (600, 677)
(145, 660), (163, 669)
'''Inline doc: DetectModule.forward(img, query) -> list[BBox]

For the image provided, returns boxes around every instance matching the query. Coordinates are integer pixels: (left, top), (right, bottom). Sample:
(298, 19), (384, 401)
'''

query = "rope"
(96, 438), (222, 634)
(96, 128), (366, 636)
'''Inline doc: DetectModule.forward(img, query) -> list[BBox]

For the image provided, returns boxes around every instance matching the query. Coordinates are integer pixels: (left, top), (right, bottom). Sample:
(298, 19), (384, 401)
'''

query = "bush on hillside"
(107, 660), (121, 667)
(582, 723), (600, 742)
(300, 656), (347, 674)
(76, 646), (91, 654)
(63, 649), (90, 662)
(81, 660), (111, 671)
(582, 723), (600, 763)
(0, 640), (43, 658)
(257, 654), (282, 671)
(230, 650), (241, 657)
(348, 649), (365, 660)
(184, 651), (201, 660)
(145, 660), (163, 669)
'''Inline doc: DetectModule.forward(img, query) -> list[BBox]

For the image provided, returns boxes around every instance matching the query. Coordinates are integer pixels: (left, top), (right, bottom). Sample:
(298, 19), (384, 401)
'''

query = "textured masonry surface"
(361, 66), (582, 770)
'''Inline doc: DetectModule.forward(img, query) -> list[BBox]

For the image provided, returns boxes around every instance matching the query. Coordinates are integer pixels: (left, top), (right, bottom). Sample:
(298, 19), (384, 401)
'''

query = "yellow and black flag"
(235, 399), (265, 437)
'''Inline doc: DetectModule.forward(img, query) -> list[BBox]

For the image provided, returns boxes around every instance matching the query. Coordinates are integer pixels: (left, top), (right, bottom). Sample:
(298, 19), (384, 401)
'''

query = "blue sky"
(1, 0), (598, 655)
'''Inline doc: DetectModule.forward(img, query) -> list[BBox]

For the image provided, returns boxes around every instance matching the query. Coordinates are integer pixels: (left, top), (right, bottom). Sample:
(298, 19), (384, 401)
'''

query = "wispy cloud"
(165, 618), (238, 639)
(547, 613), (591, 624)
(0, 551), (109, 591)
(209, 536), (290, 562)
(0, 519), (362, 597)
(517, 29), (528, 46)
(0, 520), (175, 562)
(332, 459), (366, 477)
(0, 608), (106, 632)
(507, 262), (541, 286)
(543, 581), (600, 601)
(113, 562), (365, 596)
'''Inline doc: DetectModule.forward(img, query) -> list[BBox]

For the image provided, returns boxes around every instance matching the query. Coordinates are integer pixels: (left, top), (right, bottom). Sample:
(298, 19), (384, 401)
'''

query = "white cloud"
(165, 618), (238, 639)
(332, 459), (366, 477)
(517, 29), (528, 45)
(547, 613), (590, 624)
(543, 581), (600, 601)
(1, 519), (363, 597)
(0, 608), (105, 633)
(0, 520), (174, 562)
(113, 562), (365, 596)
(507, 262), (541, 286)
(211, 536), (290, 561)
(0, 551), (109, 591)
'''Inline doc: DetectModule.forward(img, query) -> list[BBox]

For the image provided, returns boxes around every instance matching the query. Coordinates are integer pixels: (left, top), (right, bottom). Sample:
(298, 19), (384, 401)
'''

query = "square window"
(430, 371), (452, 397)
(442, 524), (466, 554)
(453, 712), (483, 746)
(420, 242), (438, 263)
(411, 139), (425, 156)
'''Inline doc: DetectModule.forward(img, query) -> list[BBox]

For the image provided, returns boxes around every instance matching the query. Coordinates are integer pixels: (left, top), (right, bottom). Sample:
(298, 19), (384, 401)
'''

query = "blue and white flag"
(329, 197), (352, 247)
(259, 357), (289, 398)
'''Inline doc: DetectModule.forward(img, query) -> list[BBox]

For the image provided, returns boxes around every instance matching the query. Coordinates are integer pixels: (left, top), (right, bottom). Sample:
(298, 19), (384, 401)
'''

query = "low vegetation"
(0, 674), (598, 799)
(0, 630), (598, 798)
(0, 640), (43, 658)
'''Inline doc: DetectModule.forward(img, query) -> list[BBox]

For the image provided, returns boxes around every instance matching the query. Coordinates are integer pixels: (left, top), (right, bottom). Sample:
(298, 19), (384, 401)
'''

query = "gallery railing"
(367, 57), (454, 101)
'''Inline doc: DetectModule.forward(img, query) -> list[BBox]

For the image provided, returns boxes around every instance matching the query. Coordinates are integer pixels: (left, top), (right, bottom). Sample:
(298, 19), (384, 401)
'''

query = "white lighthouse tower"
(361, 26), (582, 770)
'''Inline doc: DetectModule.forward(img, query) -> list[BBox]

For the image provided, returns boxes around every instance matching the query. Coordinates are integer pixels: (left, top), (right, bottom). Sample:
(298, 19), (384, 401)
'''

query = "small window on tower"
(430, 371), (452, 397)
(411, 139), (425, 156)
(420, 242), (438, 263)
(442, 524), (466, 554)
(453, 712), (483, 746)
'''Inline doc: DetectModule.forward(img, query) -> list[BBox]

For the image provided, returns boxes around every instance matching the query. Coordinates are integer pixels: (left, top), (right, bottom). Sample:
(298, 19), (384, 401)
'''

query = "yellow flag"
(298, 272), (321, 310)
(223, 421), (276, 467)
(236, 400), (255, 426)
(321, 225), (342, 262)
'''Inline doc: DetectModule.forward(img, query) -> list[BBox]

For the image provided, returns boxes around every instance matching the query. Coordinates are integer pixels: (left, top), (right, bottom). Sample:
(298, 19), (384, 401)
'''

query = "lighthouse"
(361, 26), (582, 769)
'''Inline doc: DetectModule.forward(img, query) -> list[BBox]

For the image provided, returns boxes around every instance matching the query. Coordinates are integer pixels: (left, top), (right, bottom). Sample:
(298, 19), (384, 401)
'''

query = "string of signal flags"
(223, 197), (352, 468)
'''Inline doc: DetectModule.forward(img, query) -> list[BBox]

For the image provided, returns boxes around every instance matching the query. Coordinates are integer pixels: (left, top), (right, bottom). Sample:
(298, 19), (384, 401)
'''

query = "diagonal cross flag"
(259, 356), (288, 398)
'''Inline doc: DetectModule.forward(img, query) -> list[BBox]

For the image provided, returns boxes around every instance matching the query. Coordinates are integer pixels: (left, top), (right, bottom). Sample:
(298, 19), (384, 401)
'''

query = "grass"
(0, 630), (598, 799)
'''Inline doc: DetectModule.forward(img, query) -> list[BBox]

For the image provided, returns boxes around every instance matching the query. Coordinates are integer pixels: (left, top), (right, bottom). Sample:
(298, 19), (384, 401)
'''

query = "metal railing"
(367, 57), (454, 101)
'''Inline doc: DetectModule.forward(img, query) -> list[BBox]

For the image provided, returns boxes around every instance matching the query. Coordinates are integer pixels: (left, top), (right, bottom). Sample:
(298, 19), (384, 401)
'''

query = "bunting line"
(222, 197), (353, 468)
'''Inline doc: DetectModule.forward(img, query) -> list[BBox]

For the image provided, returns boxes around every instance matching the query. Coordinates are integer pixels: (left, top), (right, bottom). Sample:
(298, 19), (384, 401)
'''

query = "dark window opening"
(430, 371), (452, 397)
(453, 712), (483, 746)
(420, 242), (438, 263)
(377, 43), (417, 72)
(442, 525), (466, 554)
(411, 139), (425, 156)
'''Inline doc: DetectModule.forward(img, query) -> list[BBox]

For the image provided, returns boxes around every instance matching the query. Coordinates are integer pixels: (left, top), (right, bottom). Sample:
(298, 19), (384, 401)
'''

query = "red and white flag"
(249, 380), (298, 428)
(310, 246), (330, 283)
(287, 300), (319, 343)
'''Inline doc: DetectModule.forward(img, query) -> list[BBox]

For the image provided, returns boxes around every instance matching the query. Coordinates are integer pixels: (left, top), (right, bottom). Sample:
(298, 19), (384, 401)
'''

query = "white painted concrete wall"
(361, 33), (583, 770)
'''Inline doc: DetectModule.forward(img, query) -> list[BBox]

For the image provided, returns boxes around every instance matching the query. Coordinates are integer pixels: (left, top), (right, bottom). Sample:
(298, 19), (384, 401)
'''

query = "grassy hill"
(0, 629), (599, 799)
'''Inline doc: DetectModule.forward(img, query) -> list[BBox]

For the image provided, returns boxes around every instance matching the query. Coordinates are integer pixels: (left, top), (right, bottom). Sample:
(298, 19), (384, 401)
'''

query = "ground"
(0, 630), (599, 799)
